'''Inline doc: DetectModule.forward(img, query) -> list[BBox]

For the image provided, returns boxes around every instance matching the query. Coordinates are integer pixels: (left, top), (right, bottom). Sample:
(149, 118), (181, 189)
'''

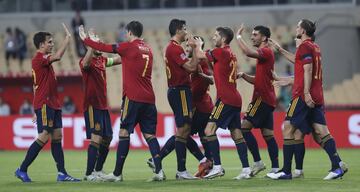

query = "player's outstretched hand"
(62, 23), (71, 38)
(237, 23), (245, 36)
(79, 25), (87, 41)
(273, 80), (290, 87)
(193, 36), (203, 48)
(88, 28), (100, 42)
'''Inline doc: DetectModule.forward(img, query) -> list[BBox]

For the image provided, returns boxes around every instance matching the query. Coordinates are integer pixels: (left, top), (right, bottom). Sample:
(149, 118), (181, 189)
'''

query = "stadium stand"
(0, 3), (359, 114)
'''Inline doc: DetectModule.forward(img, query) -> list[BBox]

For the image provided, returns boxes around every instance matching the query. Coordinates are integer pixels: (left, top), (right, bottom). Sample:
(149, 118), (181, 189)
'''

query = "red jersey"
(206, 46), (242, 108)
(79, 56), (108, 111)
(293, 39), (324, 105)
(191, 60), (214, 113)
(32, 52), (61, 110)
(165, 40), (191, 87)
(253, 46), (276, 107)
(84, 38), (155, 104)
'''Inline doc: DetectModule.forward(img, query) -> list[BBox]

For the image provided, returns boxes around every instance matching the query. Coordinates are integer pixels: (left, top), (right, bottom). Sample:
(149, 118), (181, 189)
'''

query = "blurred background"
(1, 0), (360, 115)
(0, 0), (360, 150)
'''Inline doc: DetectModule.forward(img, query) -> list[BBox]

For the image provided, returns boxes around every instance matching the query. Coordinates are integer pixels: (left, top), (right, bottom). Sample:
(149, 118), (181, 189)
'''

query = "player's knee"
(91, 134), (102, 144)
(241, 120), (253, 130)
(282, 121), (294, 139)
(204, 122), (216, 136)
(294, 130), (304, 141)
(119, 128), (129, 137)
(51, 129), (63, 140)
(101, 136), (112, 147)
(38, 131), (50, 143)
(144, 133), (156, 141)
(313, 124), (330, 138)
(204, 127), (214, 136)
(176, 126), (190, 138)
(312, 132), (321, 145)
(262, 129), (274, 141)
(231, 128), (244, 141)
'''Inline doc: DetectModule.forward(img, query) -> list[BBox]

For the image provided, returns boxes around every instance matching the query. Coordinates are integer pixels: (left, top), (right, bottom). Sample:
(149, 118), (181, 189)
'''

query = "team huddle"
(14, 18), (348, 183)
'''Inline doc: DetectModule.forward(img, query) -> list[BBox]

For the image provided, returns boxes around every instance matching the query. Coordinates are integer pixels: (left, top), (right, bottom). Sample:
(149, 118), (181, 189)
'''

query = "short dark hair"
(33, 32), (52, 49)
(169, 19), (186, 37)
(194, 36), (205, 49)
(126, 21), (143, 37)
(216, 27), (234, 44)
(300, 19), (316, 38)
(253, 25), (271, 40)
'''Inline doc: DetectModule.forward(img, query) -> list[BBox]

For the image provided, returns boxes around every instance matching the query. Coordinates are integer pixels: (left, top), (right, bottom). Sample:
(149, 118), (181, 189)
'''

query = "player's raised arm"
(237, 71), (255, 84)
(79, 25), (116, 53)
(49, 23), (71, 63)
(236, 24), (260, 59)
(269, 38), (295, 64)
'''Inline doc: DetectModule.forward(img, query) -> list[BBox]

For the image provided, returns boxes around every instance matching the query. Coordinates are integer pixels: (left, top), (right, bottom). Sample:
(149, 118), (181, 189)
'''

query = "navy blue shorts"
(120, 97), (157, 135)
(191, 109), (211, 137)
(167, 86), (192, 128)
(209, 99), (241, 130)
(84, 106), (113, 139)
(244, 98), (275, 129)
(34, 105), (62, 133)
(285, 97), (327, 134)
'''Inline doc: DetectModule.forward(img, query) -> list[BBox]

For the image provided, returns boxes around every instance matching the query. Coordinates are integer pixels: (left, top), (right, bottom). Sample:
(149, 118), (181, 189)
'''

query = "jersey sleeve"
(171, 46), (189, 66)
(84, 38), (115, 53)
(39, 54), (51, 66)
(298, 43), (313, 65)
(115, 42), (128, 56)
(206, 48), (222, 63)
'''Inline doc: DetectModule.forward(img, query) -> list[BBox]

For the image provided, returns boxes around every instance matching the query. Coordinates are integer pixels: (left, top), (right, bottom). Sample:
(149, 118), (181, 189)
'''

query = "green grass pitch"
(1, 149), (359, 192)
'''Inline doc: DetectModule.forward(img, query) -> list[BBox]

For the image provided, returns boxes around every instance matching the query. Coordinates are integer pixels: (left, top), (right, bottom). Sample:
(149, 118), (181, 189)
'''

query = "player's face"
(213, 31), (222, 47)
(296, 20), (304, 39)
(42, 36), (54, 54)
(178, 25), (188, 42)
(251, 30), (263, 47)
